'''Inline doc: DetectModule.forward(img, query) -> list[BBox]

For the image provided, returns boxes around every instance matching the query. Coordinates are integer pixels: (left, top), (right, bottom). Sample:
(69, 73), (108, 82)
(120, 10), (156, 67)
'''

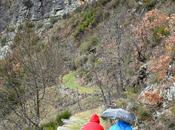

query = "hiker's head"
(90, 114), (100, 123)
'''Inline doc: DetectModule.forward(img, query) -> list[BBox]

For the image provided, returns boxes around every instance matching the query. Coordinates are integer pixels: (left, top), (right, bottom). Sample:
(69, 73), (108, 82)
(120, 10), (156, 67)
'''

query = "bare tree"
(0, 21), (63, 130)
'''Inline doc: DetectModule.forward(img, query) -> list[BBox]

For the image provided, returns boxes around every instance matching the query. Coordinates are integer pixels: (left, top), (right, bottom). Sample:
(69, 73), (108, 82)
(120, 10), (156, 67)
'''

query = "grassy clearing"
(62, 71), (97, 94)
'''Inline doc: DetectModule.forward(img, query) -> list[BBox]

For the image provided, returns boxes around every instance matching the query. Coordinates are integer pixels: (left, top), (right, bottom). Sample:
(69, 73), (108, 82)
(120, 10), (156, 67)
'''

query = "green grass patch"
(62, 71), (96, 94)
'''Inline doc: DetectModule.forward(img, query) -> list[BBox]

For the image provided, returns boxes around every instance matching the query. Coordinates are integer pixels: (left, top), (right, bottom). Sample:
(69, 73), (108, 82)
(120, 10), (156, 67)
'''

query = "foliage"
(133, 9), (175, 82)
(80, 37), (98, 54)
(127, 0), (137, 8)
(124, 87), (140, 101)
(41, 111), (71, 130)
(134, 9), (168, 46)
(22, 0), (33, 9)
(0, 37), (7, 47)
(115, 98), (128, 108)
(50, 17), (59, 25)
(73, 8), (97, 38)
(165, 35), (175, 56)
(134, 105), (151, 121)
(36, 22), (44, 29)
(25, 21), (35, 28)
(106, 0), (120, 9)
(56, 111), (72, 126)
(149, 53), (171, 81)
(6, 26), (15, 32)
(143, 0), (157, 10)
(74, 54), (88, 67)
(152, 25), (170, 43)
(73, 6), (109, 39)
(41, 120), (57, 130)
(98, 0), (112, 6)
(45, 24), (53, 30)
(171, 104), (175, 114)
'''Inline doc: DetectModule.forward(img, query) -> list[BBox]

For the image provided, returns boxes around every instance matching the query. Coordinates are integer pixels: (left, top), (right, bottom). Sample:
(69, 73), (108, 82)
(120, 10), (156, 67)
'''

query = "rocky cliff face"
(0, 0), (80, 32)
(0, 0), (84, 59)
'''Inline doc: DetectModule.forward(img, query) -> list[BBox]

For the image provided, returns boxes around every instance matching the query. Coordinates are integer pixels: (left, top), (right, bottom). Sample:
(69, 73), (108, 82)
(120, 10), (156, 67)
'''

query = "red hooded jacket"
(82, 114), (104, 130)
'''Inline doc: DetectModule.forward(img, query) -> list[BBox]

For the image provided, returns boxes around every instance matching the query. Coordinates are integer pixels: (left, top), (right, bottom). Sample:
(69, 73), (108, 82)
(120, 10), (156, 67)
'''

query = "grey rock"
(165, 85), (175, 101)
(0, 0), (81, 32)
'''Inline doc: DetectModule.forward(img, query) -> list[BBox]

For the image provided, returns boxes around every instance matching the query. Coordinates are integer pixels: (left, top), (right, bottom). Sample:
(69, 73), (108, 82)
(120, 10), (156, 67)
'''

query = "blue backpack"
(109, 120), (132, 130)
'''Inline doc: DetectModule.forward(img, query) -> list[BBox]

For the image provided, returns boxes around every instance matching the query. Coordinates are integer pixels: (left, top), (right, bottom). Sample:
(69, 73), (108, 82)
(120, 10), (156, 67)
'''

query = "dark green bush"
(144, 0), (157, 10)
(56, 111), (72, 126)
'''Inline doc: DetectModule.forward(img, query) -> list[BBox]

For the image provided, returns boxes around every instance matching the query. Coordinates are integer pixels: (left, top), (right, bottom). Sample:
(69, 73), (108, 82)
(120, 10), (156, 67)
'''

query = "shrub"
(45, 24), (53, 30)
(62, 13), (70, 19)
(25, 21), (35, 28)
(144, 0), (157, 10)
(41, 121), (57, 130)
(17, 24), (24, 30)
(171, 104), (175, 114)
(41, 111), (71, 130)
(73, 8), (97, 38)
(115, 98), (128, 109)
(6, 26), (15, 32)
(124, 87), (139, 101)
(152, 25), (170, 43)
(0, 37), (7, 47)
(74, 54), (88, 67)
(127, 0), (138, 8)
(73, 7), (108, 39)
(134, 105), (151, 121)
(80, 37), (98, 54)
(22, 0), (33, 8)
(76, 68), (87, 77)
(106, 0), (120, 9)
(56, 111), (72, 126)
(97, 0), (112, 6)
(50, 17), (59, 25)
(36, 22), (44, 29)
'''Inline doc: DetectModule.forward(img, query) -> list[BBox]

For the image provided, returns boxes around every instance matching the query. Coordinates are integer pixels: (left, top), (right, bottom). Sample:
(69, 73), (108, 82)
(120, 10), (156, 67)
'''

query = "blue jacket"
(109, 120), (132, 130)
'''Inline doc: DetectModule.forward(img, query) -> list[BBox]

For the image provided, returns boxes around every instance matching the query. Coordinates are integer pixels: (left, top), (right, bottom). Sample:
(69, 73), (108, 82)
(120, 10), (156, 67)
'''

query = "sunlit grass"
(62, 71), (97, 94)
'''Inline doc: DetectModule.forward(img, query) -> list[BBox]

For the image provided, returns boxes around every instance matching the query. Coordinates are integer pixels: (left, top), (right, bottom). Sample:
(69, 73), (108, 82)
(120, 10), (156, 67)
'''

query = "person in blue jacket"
(109, 120), (132, 130)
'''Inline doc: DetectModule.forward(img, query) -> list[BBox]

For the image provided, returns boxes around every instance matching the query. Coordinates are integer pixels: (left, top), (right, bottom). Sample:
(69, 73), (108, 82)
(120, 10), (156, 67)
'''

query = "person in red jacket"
(82, 114), (104, 130)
